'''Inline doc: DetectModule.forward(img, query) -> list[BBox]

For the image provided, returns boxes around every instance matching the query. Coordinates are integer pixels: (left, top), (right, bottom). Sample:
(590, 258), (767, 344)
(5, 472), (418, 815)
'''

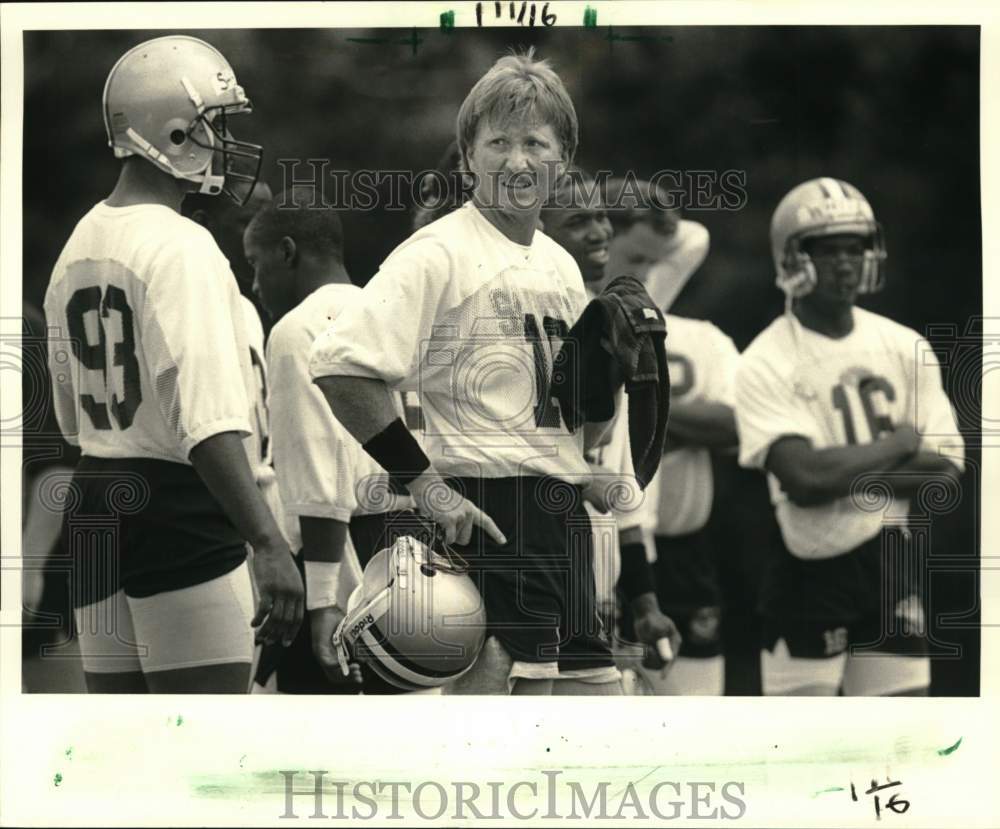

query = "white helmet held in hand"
(333, 535), (487, 690)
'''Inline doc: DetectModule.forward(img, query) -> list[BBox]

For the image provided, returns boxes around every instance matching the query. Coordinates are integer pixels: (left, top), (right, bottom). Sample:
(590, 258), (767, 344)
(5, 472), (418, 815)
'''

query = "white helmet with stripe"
(332, 534), (487, 690)
(770, 177), (886, 298)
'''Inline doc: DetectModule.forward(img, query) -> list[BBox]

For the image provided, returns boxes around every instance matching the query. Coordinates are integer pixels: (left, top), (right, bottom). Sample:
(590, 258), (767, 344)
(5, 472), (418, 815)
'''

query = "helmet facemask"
(187, 104), (264, 206)
(778, 223), (886, 300)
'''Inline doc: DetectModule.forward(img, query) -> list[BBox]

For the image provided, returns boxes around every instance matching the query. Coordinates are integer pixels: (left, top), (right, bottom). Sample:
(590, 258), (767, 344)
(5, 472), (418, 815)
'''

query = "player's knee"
(444, 636), (512, 695)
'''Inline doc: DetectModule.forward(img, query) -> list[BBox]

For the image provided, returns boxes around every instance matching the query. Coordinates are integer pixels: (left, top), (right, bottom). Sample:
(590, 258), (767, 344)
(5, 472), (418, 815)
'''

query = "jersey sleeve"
(734, 352), (823, 470)
(308, 238), (452, 389)
(913, 336), (966, 472)
(702, 325), (741, 407)
(643, 220), (710, 310)
(141, 229), (252, 456)
(267, 318), (360, 522)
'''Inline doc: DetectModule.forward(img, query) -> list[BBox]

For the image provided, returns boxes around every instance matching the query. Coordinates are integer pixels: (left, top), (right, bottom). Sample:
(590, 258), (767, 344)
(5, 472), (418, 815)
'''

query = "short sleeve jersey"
(268, 283), (413, 552)
(734, 308), (965, 558)
(44, 202), (253, 462)
(308, 202), (591, 482)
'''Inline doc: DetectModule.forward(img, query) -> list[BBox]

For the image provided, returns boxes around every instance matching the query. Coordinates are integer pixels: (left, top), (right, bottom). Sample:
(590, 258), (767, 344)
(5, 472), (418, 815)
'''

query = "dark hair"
(411, 140), (472, 231)
(605, 176), (679, 238)
(246, 185), (345, 261)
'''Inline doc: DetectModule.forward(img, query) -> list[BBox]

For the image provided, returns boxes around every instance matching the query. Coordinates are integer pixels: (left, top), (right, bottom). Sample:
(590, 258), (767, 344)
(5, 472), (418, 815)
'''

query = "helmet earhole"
(420, 564), (436, 578)
(169, 129), (186, 145)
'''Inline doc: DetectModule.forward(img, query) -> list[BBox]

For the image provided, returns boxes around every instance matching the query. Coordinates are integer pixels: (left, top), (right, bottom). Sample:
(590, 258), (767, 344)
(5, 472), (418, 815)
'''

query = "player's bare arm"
(314, 375), (506, 547)
(189, 431), (303, 646)
(667, 400), (738, 449)
(884, 450), (963, 497)
(765, 426), (921, 506)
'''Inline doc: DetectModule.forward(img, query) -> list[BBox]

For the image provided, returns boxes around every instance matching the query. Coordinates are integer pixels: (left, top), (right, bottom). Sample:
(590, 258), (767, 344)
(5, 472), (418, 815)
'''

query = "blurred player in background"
(43, 35), (301, 693)
(310, 52), (624, 695)
(412, 140), (470, 232)
(601, 177), (738, 695)
(734, 177), (964, 696)
(540, 168), (682, 684)
(603, 177), (710, 309)
(244, 185), (434, 694)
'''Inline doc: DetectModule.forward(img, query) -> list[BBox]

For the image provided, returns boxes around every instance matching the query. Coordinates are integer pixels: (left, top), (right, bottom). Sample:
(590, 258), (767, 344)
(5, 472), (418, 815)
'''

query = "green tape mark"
(53, 773), (62, 787)
(583, 6), (597, 27)
(440, 10), (455, 30)
(176, 715), (184, 726)
(65, 747), (73, 760)
(937, 737), (962, 756)
(812, 786), (845, 798)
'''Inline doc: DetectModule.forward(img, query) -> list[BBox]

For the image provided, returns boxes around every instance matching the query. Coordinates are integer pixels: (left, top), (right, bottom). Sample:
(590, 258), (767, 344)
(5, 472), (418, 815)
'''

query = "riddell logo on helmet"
(350, 614), (376, 639)
(797, 200), (864, 224)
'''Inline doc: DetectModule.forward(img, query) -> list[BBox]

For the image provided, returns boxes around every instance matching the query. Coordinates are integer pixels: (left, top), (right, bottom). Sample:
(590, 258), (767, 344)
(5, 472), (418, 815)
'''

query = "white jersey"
(268, 283), (413, 553)
(585, 395), (658, 603)
(650, 314), (739, 536)
(735, 307), (965, 559)
(643, 220), (710, 311)
(308, 201), (591, 482)
(238, 296), (291, 547)
(240, 296), (272, 478)
(44, 202), (253, 462)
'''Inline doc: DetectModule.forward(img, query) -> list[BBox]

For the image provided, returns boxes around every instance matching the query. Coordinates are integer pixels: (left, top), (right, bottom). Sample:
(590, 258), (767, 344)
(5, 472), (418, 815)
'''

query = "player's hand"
(251, 543), (304, 647)
(583, 463), (618, 513)
(310, 606), (363, 686)
(632, 601), (682, 674)
(889, 424), (921, 456)
(407, 470), (507, 547)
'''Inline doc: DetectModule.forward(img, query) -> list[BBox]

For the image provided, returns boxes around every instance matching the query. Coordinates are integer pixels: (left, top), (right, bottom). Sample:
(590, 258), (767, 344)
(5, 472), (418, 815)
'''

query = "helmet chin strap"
(121, 124), (219, 193)
(331, 539), (414, 676)
(332, 584), (393, 677)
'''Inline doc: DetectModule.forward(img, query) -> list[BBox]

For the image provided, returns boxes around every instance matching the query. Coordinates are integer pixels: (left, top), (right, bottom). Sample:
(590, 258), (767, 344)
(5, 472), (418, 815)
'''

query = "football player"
(539, 169), (682, 681)
(43, 36), (302, 694)
(734, 177), (965, 696)
(243, 185), (438, 694)
(309, 52), (623, 695)
(603, 178), (710, 308)
(601, 177), (739, 695)
(183, 180), (280, 513)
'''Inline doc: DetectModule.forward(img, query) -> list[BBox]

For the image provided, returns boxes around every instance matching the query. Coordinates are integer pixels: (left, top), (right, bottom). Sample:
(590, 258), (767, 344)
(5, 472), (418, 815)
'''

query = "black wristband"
(361, 418), (431, 488)
(618, 541), (657, 603)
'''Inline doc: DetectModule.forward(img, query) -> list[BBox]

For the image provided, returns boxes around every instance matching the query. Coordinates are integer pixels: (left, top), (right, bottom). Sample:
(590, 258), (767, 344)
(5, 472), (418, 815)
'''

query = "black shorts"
(761, 527), (928, 659)
(64, 456), (247, 607)
(449, 476), (614, 672)
(255, 510), (418, 695)
(651, 530), (722, 657)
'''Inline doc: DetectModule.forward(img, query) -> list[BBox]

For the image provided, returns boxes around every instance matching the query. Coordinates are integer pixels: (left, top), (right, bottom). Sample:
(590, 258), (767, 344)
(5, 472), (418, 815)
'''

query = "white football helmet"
(333, 535), (487, 691)
(102, 35), (263, 205)
(770, 177), (886, 298)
